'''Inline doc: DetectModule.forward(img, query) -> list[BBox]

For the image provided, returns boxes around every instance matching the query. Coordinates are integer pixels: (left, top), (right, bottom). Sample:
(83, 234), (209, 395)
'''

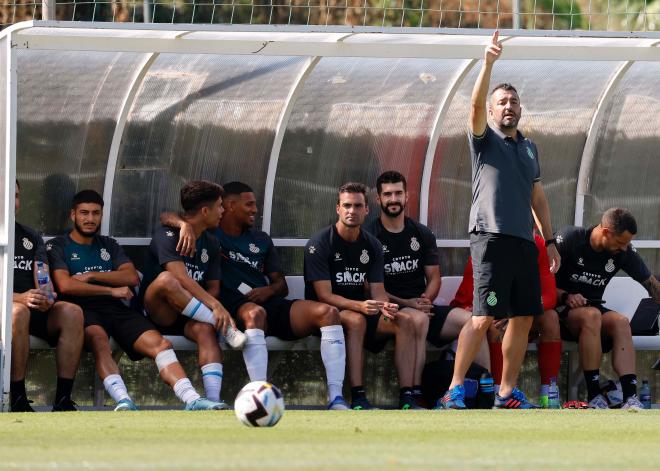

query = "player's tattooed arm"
(160, 211), (196, 257)
(642, 276), (660, 305)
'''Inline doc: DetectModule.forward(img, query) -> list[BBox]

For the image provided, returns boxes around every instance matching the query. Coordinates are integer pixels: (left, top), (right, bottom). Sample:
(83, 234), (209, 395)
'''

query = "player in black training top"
(365, 171), (454, 409)
(48, 190), (223, 411)
(9, 180), (84, 412)
(305, 182), (418, 410)
(554, 208), (660, 410)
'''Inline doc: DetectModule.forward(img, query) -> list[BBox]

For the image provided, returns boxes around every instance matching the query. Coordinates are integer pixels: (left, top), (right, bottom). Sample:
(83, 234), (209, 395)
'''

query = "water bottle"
(548, 377), (560, 409)
(477, 372), (495, 409)
(35, 261), (55, 303)
(639, 379), (652, 409)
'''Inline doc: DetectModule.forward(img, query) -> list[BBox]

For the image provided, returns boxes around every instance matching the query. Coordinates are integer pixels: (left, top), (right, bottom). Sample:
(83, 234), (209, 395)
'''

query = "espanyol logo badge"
(487, 291), (498, 307)
(100, 248), (111, 262)
(201, 248), (209, 263)
(410, 237), (420, 252)
(22, 238), (33, 250)
(605, 259), (615, 273)
(249, 243), (260, 254)
(359, 250), (369, 264)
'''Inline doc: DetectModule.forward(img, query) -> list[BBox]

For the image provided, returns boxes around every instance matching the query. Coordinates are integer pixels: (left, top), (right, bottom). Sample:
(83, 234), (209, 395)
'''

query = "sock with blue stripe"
(201, 363), (223, 402)
(181, 297), (215, 325)
(103, 374), (130, 403)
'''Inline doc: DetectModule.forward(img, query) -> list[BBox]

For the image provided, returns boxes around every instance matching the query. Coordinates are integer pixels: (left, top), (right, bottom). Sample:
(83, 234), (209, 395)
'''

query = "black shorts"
(470, 232), (543, 319)
(155, 315), (192, 336)
(83, 303), (157, 361)
(556, 304), (614, 353)
(229, 296), (298, 342)
(28, 308), (58, 347)
(363, 312), (388, 353)
(426, 305), (453, 348)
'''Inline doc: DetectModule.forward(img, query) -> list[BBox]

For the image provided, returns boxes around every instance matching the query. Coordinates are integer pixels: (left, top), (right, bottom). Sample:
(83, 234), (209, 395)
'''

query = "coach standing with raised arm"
(438, 31), (561, 409)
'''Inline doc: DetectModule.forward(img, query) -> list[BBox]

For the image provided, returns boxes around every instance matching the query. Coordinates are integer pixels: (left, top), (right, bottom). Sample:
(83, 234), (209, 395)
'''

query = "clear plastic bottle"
(548, 377), (560, 409)
(639, 379), (652, 409)
(35, 261), (54, 303)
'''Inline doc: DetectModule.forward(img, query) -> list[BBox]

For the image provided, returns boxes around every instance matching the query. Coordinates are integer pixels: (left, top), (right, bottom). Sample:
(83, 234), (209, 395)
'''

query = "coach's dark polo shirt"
(468, 125), (540, 242)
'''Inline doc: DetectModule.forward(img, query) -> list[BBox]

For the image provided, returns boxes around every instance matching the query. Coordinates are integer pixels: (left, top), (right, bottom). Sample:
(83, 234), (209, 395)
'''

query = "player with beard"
(554, 208), (660, 410)
(305, 182), (418, 410)
(364, 170), (487, 408)
(10, 180), (84, 412)
(48, 190), (225, 411)
(162, 181), (348, 410)
(439, 31), (561, 410)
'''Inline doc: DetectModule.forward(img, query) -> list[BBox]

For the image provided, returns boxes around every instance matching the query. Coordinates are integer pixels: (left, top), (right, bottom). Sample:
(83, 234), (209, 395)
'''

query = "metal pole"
(42, 0), (56, 20)
(512, 0), (521, 29)
(143, 0), (152, 23)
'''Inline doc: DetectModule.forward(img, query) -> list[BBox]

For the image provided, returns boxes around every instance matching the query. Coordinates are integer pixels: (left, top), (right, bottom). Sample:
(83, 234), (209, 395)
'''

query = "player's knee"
(610, 315), (632, 339)
(581, 308), (602, 332)
(11, 303), (30, 331)
(59, 304), (84, 330)
(341, 311), (366, 334)
(317, 304), (340, 326)
(154, 271), (180, 293)
(241, 307), (266, 329)
(413, 311), (429, 331)
(539, 310), (560, 340)
(395, 310), (416, 332)
(472, 316), (492, 333)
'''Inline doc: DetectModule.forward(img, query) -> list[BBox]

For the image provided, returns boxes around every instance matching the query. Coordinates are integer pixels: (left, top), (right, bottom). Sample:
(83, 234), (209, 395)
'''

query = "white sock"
(243, 329), (268, 381)
(320, 325), (346, 401)
(173, 378), (201, 404)
(181, 298), (215, 325)
(201, 363), (223, 402)
(103, 374), (130, 403)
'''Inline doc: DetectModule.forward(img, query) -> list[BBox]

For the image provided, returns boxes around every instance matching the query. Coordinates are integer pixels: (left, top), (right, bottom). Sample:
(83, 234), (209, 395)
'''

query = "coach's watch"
(545, 238), (556, 247)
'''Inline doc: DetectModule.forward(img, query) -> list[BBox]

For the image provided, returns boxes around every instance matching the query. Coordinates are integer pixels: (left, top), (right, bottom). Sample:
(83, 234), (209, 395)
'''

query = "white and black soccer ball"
(234, 381), (285, 427)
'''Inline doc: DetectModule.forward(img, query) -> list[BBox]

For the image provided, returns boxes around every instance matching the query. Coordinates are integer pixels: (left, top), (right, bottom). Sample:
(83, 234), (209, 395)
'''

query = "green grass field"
(1, 410), (659, 470)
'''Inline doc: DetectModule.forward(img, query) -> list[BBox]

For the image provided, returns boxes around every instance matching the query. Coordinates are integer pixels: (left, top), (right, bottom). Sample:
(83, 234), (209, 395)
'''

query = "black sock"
(54, 377), (74, 404)
(351, 386), (366, 400)
(10, 380), (26, 403)
(620, 374), (637, 401)
(412, 385), (423, 396)
(584, 370), (601, 401)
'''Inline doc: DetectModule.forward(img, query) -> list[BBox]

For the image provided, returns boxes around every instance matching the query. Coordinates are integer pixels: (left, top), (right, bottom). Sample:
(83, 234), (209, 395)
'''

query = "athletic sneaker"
(10, 395), (35, 413)
(494, 388), (539, 409)
(327, 396), (350, 410)
(588, 394), (609, 409)
(351, 396), (377, 410)
(223, 325), (247, 350)
(114, 398), (139, 411)
(435, 385), (467, 410)
(621, 395), (644, 411)
(52, 397), (78, 412)
(399, 395), (425, 410)
(185, 397), (229, 411)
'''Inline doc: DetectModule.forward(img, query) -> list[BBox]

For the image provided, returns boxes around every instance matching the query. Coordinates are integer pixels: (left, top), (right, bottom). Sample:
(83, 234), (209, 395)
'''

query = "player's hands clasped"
(360, 299), (384, 316)
(110, 286), (134, 301)
(485, 30), (502, 65)
(381, 302), (399, 321)
(409, 295), (433, 314)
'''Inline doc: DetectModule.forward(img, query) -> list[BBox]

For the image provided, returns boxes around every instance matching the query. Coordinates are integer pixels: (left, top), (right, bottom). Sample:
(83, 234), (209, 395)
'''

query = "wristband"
(545, 238), (556, 247)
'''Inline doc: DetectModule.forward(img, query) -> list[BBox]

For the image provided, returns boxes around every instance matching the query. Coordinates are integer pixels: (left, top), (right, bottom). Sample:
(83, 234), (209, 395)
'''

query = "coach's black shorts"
(28, 308), (58, 347)
(83, 303), (157, 361)
(556, 304), (614, 353)
(229, 296), (298, 341)
(426, 305), (453, 347)
(363, 312), (388, 353)
(155, 314), (192, 336)
(470, 232), (543, 319)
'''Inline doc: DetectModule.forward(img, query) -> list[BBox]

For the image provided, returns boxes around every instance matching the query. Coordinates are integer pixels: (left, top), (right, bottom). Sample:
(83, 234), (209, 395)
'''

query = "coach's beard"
(75, 222), (100, 237)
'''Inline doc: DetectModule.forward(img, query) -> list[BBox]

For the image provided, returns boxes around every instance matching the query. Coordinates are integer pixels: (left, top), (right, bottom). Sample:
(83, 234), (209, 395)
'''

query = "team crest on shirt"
(605, 259), (615, 273)
(166, 231), (174, 237)
(308, 246), (316, 254)
(22, 238), (33, 250)
(410, 237), (420, 252)
(249, 243), (260, 254)
(359, 250), (369, 264)
(200, 248), (209, 263)
(100, 248), (111, 262)
(526, 146), (535, 160)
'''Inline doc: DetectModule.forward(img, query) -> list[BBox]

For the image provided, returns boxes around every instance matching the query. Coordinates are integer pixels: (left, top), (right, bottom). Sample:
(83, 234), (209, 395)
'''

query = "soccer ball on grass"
(234, 381), (285, 427)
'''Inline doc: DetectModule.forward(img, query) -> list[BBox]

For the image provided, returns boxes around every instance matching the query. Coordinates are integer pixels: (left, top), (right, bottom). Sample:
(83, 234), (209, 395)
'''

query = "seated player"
(451, 231), (561, 407)
(364, 171), (446, 409)
(140, 181), (237, 406)
(48, 189), (224, 411)
(162, 181), (348, 410)
(305, 182), (418, 410)
(554, 208), (660, 410)
(10, 180), (84, 412)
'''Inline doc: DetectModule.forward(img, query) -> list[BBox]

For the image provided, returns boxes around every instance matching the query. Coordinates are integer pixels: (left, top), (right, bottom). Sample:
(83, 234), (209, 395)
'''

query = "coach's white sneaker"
(588, 394), (609, 409)
(222, 325), (247, 350)
(621, 395), (644, 411)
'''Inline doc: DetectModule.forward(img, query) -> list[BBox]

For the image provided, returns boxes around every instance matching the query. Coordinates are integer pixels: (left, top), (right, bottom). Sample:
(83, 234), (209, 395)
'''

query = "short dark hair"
(602, 208), (637, 235)
(490, 83), (518, 97)
(72, 189), (104, 209)
(222, 181), (254, 197)
(337, 182), (368, 205)
(376, 171), (407, 194)
(180, 181), (224, 214)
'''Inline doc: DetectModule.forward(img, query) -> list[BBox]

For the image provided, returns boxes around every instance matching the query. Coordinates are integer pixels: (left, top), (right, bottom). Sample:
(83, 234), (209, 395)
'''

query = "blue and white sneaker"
(588, 394), (610, 409)
(435, 385), (467, 410)
(185, 397), (229, 411)
(494, 388), (539, 409)
(621, 395), (644, 411)
(327, 396), (350, 410)
(114, 398), (139, 411)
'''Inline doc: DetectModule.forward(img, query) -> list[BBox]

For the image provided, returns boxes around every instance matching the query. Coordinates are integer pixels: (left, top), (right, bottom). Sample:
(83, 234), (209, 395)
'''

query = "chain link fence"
(1, 0), (659, 31)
